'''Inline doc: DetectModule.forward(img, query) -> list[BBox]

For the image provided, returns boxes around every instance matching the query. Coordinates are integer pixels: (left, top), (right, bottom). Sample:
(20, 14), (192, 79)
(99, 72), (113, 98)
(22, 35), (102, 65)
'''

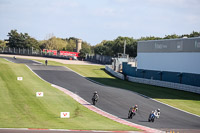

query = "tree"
(79, 48), (90, 59)
(65, 38), (76, 51)
(94, 44), (106, 55)
(24, 34), (40, 49)
(163, 34), (179, 39)
(112, 36), (125, 55)
(93, 36), (137, 57)
(0, 40), (8, 48)
(6, 29), (39, 49)
(139, 36), (162, 41)
(126, 41), (137, 57)
(41, 37), (67, 50)
(6, 30), (22, 48)
(82, 41), (91, 53)
(39, 40), (47, 50)
(188, 31), (200, 37)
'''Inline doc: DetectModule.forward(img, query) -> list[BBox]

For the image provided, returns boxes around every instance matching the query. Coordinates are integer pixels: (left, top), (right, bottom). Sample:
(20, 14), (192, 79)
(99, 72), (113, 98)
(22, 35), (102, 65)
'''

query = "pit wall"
(122, 62), (200, 94)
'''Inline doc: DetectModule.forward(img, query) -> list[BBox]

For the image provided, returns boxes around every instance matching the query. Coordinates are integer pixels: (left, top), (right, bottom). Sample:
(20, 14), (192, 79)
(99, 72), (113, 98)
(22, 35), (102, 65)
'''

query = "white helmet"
(157, 108), (160, 112)
(94, 91), (97, 94)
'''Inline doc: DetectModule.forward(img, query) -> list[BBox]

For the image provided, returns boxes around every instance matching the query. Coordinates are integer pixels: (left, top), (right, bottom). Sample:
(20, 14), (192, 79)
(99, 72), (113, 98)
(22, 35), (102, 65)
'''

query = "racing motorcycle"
(128, 109), (136, 119)
(92, 97), (97, 105)
(148, 112), (155, 122)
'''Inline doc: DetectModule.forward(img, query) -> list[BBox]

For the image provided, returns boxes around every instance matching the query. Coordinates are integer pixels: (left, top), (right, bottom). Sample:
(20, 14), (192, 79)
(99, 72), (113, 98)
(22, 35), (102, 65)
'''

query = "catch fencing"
(0, 47), (68, 58)
(0, 47), (108, 62)
(85, 54), (112, 64)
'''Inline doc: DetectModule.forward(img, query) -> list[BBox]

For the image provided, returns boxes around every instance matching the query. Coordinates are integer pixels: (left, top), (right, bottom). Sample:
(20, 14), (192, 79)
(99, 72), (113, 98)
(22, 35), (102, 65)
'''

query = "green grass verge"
(0, 58), (139, 131)
(33, 59), (200, 116)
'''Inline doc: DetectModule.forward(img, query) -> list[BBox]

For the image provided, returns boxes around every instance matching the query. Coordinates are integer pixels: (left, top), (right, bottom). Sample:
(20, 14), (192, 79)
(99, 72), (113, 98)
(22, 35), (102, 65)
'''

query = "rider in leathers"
(92, 91), (99, 105)
(128, 105), (138, 117)
(154, 108), (160, 118)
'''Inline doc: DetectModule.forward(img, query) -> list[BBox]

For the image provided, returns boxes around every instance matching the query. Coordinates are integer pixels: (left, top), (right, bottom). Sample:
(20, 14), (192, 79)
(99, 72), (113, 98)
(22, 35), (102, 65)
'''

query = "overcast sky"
(0, 0), (200, 45)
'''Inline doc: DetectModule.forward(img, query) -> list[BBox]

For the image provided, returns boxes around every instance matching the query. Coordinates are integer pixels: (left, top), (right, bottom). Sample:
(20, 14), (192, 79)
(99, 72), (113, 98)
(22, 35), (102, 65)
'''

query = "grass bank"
(0, 58), (139, 131)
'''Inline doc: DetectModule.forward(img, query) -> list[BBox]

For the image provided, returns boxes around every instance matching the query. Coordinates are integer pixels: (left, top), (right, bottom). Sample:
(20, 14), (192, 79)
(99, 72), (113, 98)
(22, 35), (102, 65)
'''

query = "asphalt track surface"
(2, 57), (200, 132)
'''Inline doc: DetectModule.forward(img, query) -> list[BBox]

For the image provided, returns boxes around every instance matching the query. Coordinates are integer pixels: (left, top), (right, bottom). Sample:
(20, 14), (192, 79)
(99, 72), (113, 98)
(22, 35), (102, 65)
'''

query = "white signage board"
(60, 112), (70, 118)
(17, 77), (23, 80)
(36, 92), (44, 97)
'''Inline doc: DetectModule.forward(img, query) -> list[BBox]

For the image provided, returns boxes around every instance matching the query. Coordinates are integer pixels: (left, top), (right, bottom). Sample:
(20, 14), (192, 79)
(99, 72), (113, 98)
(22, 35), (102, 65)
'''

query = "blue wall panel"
(143, 70), (161, 80)
(122, 62), (136, 77)
(136, 69), (145, 78)
(162, 71), (180, 83)
(182, 73), (200, 87)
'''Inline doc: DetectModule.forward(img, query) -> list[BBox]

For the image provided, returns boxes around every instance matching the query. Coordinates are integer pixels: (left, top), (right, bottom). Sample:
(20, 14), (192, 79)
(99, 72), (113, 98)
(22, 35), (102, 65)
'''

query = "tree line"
(0, 29), (199, 58)
(0, 30), (92, 58)
(93, 31), (200, 58)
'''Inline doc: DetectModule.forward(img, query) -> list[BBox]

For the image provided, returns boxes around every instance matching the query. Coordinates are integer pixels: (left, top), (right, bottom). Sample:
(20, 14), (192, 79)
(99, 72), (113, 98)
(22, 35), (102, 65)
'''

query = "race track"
(3, 57), (200, 131)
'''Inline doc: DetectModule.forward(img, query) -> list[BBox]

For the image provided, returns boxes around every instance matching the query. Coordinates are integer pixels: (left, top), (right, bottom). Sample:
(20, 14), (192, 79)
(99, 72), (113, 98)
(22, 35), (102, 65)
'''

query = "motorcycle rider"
(149, 111), (154, 117)
(154, 108), (160, 118)
(128, 105), (138, 118)
(92, 91), (99, 105)
(129, 105), (138, 112)
(45, 60), (48, 66)
(148, 110), (155, 121)
(134, 105), (138, 111)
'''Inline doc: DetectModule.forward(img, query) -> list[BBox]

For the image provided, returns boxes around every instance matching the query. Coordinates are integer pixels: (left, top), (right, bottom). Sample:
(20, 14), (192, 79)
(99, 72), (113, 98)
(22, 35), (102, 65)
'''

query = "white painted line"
(4, 58), (15, 63)
(32, 60), (43, 64)
(48, 129), (70, 131)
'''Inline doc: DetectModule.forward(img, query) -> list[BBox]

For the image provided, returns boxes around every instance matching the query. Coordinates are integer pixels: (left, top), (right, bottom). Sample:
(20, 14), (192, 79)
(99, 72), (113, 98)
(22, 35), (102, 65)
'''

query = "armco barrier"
(105, 65), (124, 80)
(127, 76), (200, 94)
